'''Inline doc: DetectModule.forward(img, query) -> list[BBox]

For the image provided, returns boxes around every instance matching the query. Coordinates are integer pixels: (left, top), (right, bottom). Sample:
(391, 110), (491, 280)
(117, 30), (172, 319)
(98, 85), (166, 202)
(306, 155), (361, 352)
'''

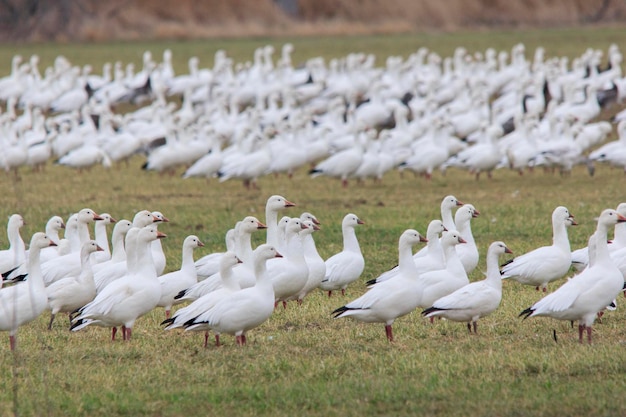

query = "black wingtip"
(519, 307), (534, 320)
(365, 278), (377, 287)
(174, 290), (186, 300)
(331, 306), (348, 318)
(161, 317), (174, 327)
(69, 318), (84, 331)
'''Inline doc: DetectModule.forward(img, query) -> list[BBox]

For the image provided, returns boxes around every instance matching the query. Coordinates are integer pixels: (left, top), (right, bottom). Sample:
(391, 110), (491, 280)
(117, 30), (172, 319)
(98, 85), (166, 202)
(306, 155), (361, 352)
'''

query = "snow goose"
(92, 213), (116, 263)
(181, 244), (282, 346)
(162, 251), (242, 347)
(411, 195), (463, 259)
(0, 214), (26, 283)
(501, 206), (576, 292)
(92, 219), (133, 276)
(520, 209), (626, 343)
(195, 227), (236, 280)
(94, 226), (140, 293)
(176, 216), (266, 301)
(422, 241), (512, 333)
(151, 211), (169, 276)
(157, 235), (204, 318)
(332, 229), (427, 342)
(29, 215), (66, 266)
(416, 230), (469, 310)
(264, 195), (296, 248)
(46, 240), (103, 330)
(0, 233), (56, 350)
(267, 218), (310, 308)
(454, 204), (481, 274)
(41, 208), (103, 286)
(71, 225), (167, 341)
(309, 131), (366, 187)
(367, 219), (444, 286)
(296, 219), (326, 303)
(319, 213), (365, 297)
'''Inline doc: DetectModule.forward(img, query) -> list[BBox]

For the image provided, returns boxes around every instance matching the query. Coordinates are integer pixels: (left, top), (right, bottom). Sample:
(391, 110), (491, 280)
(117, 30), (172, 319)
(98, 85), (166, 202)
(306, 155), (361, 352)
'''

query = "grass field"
(1, 27), (626, 416)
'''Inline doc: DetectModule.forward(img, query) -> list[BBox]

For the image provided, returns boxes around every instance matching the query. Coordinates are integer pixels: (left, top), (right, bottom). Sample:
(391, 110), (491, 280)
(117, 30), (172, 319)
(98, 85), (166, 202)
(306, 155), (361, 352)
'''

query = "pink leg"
(282, 300), (287, 309)
(385, 325), (394, 342)
(236, 335), (243, 346)
(328, 291), (332, 298)
(124, 327), (132, 341)
(215, 334), (221, 347)
(9, 335), (15, 351)
(586, 326), (593, 344)
(111, 327), (118, 341)
(242, 334), (247, 345)
(165, 309), (171, 319)
(204, 332), (209, 348)
(472, 321), (478, 334)
(467, 323), (472, 333)
(341, 289), (346, 296)
(578, 324), (584, 344)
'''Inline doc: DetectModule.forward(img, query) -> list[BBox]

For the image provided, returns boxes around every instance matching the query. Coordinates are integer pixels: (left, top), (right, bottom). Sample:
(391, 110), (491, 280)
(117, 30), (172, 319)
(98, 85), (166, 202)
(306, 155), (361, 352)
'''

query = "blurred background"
(0, 0), (624, 43)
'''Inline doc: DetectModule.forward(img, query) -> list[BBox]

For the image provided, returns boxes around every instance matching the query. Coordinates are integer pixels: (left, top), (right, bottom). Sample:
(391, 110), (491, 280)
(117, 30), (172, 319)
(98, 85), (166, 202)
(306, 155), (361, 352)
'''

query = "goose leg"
(47, 314), (56, 330)
(385, 324), (393, 342)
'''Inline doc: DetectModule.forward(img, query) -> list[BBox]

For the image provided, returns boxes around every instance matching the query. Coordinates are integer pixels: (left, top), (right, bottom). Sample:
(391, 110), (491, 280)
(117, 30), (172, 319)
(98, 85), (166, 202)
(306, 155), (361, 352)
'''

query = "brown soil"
(0, 0), (623, 42)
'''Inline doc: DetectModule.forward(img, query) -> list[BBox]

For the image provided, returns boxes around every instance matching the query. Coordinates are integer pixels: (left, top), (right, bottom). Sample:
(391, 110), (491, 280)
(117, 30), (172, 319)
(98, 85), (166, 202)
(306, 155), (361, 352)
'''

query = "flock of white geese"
(1, 42), (626, 185)
(0, 194), (625, 349)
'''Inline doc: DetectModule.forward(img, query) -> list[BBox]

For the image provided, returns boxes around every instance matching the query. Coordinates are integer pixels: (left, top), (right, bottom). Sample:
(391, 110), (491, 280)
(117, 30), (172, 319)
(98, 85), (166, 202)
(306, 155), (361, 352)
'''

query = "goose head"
(552, 206), (577, 227)
(266, 195), (296, 212)
(184, 235), (204, 250)
(441, 230), (467, 247)
(400, 229), (428, 247)
(342, 213), (364, 228)
(132, 210), (159, 227)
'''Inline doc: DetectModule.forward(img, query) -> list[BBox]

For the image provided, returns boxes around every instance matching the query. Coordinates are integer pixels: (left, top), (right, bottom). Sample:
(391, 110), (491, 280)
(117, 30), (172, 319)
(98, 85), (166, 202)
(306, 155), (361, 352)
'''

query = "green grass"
(1, 28), (626, 416)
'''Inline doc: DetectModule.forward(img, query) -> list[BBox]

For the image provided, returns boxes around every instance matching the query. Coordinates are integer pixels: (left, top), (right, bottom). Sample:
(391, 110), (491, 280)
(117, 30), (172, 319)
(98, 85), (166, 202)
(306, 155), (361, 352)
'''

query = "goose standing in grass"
(501, 206), (576, 292)
(0, 233), (56, 350)
(422, 241), (512, 333)
(0, 214), (26, 283)
(296, 219), (326, 304)
(71, 225), (166, 341)
(454, 204), (481, 274)
(320, 213), (365, 297)
(265, 195), (296, 248)
(162, 251), (242, 347)
(181, 244), (282, 346)
(367, 219), (446, 286)
(176, 216), (266, 300)
(416, 230), (469, 310)
(41, 208), (103, 286)
(268, 218), (310, 308)
(519, 209), (626, 343)
(332, 229), (428, 342)
(157, 235), (204, 318)
(46, 240), (103, 330)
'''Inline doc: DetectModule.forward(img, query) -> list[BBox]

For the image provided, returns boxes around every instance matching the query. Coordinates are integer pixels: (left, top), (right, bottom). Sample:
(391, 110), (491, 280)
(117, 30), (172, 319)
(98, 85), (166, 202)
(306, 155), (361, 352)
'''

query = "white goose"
(268, 218), (310, 307)
(416, 230), (469, 310)
(520, 209), (626, 343)
(412, 195), (463, 259)
(422, 241), (512, 333)
(93, 213), (116, 263)
(157, 235), (204, 318)
(182, 244), (282, 346)
(264, 195), (296, 248)
(0, 232), (56, 350)
(332, 229), (427, 342)
(296, 219), (326, 303)
(176, 216), (266, 300)
(150, 211), (169, 276)
(195, 227), (236, 280)
(92, 219), (134, 276)
(36, 215), (66, 265)
(454, 204), (481, 274)
(46, 240), (103, 330)
(41, 208), (103, 286)
(0, 214), (26, 283)
(367, 219), (444, 286)
(162, 251), (242, 347)
(71, 225), (167, 341)
(319, 213), (365, 297)
(501, 206), (576, 291)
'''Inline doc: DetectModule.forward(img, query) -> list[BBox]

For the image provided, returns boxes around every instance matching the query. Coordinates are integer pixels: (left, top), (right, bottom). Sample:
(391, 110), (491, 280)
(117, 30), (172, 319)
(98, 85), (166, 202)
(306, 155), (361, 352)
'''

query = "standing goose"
(422, 241), (512, 333)
(416, 230), (469, 310)
(454, 204), (481, 274)
(46, 240), (103, 330)
(41, 208), (103, 286)
(368, 219), (446, 286)
(0, 233), (56, 350)
(412, 195), (463, 259)
(520, 209), (626, 343)
(0, 214), (26, 284)
(182, 244), (282, 346)
(332, 229), (427, 342)
(92, 219), (134, 275)
(162, 251), (242, 347)
(176, 216), (266, 300)
(265, 195), (296, 248)
(501, 206), (576, 292)
(319, 213), (365, 297)
(157, 235), (204, 318)
(71, 225), (166, 341)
